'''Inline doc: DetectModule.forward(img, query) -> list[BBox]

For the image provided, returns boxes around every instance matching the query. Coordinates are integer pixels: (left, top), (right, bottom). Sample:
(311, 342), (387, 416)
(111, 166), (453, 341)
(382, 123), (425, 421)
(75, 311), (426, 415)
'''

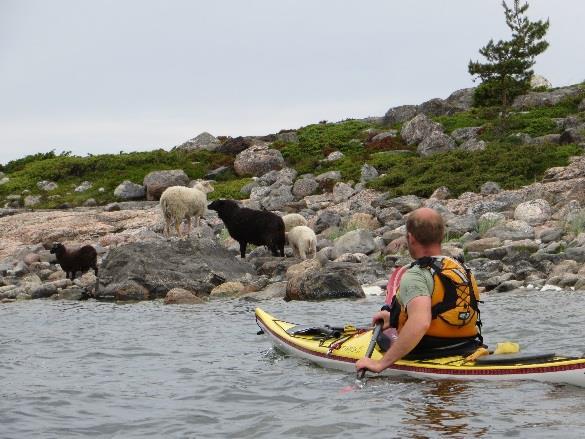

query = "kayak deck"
(255, 307), (585, 387)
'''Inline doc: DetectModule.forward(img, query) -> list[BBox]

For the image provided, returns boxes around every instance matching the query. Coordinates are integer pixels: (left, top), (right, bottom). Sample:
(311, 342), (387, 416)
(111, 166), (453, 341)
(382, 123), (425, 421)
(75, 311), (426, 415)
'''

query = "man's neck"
(411, 245), (442, 259)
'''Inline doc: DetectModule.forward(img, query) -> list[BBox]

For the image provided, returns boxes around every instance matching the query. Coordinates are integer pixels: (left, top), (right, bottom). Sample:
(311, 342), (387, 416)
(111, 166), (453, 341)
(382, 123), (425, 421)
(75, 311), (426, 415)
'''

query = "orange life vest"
(393, 256), (482, 341)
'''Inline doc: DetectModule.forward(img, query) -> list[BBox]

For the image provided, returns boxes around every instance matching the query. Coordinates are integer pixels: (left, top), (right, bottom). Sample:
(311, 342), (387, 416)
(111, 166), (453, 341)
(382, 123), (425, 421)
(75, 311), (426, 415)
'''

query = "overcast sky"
(1, 0), (584, 164)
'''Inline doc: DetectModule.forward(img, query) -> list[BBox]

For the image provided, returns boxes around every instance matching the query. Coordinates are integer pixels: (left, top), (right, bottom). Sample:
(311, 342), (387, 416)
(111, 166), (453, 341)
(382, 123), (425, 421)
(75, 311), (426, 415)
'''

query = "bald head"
(406, 208), (445, 246)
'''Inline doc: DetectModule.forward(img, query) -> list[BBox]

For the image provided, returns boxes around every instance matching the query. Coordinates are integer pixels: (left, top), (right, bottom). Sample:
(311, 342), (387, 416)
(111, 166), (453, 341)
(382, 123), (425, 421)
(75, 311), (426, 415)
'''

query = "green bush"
(368, 143), (581, 198)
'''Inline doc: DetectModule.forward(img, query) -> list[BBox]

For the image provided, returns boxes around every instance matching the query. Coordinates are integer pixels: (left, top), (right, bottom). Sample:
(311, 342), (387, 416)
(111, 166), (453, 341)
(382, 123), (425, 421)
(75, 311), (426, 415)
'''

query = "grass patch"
(0, 149), (234, 208)
(209, 178), (253, 200)
(477, 216), (502, 236)
(565, 211), (585, 236)
(368, 142), (581, 198)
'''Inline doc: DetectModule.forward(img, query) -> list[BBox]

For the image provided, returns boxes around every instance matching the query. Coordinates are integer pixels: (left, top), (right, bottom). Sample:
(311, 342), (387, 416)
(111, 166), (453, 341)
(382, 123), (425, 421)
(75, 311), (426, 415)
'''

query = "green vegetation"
(1, 84), (584, 210)
(477, 216), (502, 236)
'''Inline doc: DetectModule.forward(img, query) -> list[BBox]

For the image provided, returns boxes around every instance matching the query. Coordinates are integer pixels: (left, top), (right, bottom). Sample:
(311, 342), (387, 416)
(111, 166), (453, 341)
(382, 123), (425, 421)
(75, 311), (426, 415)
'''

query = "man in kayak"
(356, 207), (483, 373)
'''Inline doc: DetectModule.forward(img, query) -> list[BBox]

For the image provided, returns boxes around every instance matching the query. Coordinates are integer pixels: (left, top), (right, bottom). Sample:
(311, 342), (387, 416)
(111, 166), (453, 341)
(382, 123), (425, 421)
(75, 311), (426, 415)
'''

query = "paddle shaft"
(357, 320), (383, 379)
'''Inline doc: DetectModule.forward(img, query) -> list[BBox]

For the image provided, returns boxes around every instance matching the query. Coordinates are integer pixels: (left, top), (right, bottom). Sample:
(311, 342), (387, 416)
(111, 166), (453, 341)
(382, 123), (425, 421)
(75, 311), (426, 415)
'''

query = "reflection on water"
(402, 380), (488, 439)
(1, 291), (584, 438)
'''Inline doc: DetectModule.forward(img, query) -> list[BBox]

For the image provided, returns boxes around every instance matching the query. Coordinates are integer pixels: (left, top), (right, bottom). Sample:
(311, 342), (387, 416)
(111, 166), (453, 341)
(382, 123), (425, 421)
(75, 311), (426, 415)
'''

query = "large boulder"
(444, 88), (475, 112)
(514, 199), (551, 226)
(234, 145), (284, 177)
(37, 180), (58, 191)
(512, 85), (583, 110)
(401, 114), (442, 146)
(451, 126), (483, 144)
(143, 170), (189, 201)
(285, 267), (365, 301)
(215, 136), (253, 155)
(332, 229), (376, 258)
(360, 164), (379, 183)
(530, 74), (552, 89)
(292, 176), (318, 199)
(383, 105), (419, 126)
(174, 132), (220, 151)
(484, 220), (535, 241)
(417, 131), (456, 156)
(315, 211), (341, 234)
(114, 180), (145, 200)
(96, 239), (256, 301)
(459, 138), (487, 152)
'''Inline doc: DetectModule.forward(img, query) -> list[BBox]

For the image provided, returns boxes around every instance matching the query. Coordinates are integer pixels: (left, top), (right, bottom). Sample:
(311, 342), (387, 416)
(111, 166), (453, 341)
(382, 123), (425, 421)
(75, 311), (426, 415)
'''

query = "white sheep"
(160, 180), (214, 238)
(286, 225), (317, 260)
(282, 213), (308, 232)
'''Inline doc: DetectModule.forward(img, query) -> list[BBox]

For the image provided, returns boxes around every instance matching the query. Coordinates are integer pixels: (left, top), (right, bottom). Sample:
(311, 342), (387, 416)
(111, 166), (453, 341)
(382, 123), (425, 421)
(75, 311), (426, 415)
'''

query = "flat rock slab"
(97, 239), (256, 300)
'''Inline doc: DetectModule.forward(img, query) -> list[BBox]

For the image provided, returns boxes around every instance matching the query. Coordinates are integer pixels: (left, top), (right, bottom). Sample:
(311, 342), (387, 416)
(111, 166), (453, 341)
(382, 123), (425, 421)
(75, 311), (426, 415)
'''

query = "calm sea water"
(1, 290), (584, 439)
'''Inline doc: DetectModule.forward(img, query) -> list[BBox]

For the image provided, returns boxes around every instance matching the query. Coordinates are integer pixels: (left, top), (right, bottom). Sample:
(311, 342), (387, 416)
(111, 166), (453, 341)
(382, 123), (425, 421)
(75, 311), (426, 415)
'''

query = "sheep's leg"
(291, 243), (299, 258)
(186, 216), (192, 238)
(174, 219), (181, 237)
(239, 241), (247, 259)
(298, 244), (307, 260)
(163, 220), (169, 238)
(310, 241), (317, 259)
(279, 239), (285, 257)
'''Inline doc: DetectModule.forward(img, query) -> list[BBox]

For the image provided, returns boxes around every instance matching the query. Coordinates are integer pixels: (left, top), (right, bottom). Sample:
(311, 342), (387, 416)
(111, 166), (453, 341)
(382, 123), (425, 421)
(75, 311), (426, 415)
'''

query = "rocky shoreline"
(1, 150), (585, 304)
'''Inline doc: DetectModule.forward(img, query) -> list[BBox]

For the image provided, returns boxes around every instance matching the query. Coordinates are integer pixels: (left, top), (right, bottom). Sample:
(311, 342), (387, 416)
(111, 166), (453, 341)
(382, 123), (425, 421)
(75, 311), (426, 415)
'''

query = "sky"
(1, 0), (584, 164)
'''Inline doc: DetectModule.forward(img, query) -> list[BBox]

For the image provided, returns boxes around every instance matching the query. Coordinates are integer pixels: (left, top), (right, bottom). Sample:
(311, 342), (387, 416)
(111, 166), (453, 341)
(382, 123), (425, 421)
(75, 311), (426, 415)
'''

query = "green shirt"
(397, 265), (434, 309)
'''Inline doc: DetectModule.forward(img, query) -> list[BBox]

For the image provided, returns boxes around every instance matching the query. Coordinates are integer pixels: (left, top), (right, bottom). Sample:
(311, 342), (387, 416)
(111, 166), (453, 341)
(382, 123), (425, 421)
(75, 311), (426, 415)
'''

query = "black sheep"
(50, 243), (98, 280)
(208, 199), (285, 259)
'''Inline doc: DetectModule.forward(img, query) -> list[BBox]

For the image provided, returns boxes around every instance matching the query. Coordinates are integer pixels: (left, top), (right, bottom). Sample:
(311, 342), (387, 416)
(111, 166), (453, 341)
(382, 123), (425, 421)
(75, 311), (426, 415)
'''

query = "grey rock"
(275, 131), (299, 144)
(495, 280), (524, 292)
(285, 268), (365, 301)
(83, 198), (97, 207)
(332, 229), (376, 258)
(484, 220), (535, 241)
(559, 126), (585, 145)
(37, 180), (58, 191)
(143, 170), (189, 201)
(372, 131), (398, 142)
(514, 199), (551, 226)
(215, 136), (253, 155)
(315, 211), (341, 234)
(417, 131), (457, 156)
(376, 207), (403, 225)
(429, 186), (452, 200)
(383, 105), (419, 126)
(565, 247), (585, 263)
(30, 283), (58, 299)
(74, 181), (92, 193)
(240, 181), (258, 196)
(467, 200), (509, 216)
(175, 132), (220, 152)
(480, 181), (501, 195)
(332, 182), (355, 203)
(96, 239), (256, 300)
(386, 195), (424, 213)
(324, 151), (344, 162)
(444, 88), (475, 111)
(114, 180), (146, 200)
(531, 134), (561, 145)
(315, 171), (342, 188)
(418, 98), (456, 117)
(360, 164), (378, 183)
(530, 74), (552, 89)
(234, 145), (285, 177)
(205, 166), (231, 180)
(451, 126), (483, 144)
(292, 177), (318, 199)
(459, 138), (487, 152)
(446, 214), (478, 236)
(24, 195), (42, 207)
(401, 114), (443, 146)
(512, 85), (583, 110)
(58, 287), (86, 300)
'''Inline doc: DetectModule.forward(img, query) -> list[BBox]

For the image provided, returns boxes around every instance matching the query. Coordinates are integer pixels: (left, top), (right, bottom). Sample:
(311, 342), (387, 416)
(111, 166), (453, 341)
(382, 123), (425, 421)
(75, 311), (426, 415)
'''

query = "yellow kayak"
(255, 307), (585, 387)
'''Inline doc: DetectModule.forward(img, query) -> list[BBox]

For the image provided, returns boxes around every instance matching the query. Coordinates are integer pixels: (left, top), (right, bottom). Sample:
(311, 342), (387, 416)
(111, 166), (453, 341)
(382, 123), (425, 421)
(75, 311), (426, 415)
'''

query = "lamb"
(282, 213), (308, 232)
(50, 242), (98, 280)
(208, 199), (285, 258)
(160, 180), (214, 238)
(286, 225), (317, 260)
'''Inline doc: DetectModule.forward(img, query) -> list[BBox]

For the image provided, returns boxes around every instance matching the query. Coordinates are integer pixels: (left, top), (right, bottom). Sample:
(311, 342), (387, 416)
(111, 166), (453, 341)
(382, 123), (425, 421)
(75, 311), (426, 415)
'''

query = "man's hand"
(372, 310), (390, 330)
(355, 357), (385, 374)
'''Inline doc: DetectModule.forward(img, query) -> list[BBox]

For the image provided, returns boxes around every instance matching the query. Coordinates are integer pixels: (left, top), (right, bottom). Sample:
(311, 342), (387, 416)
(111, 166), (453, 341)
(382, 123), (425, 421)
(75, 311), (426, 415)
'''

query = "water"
(1, 290), (584, 438)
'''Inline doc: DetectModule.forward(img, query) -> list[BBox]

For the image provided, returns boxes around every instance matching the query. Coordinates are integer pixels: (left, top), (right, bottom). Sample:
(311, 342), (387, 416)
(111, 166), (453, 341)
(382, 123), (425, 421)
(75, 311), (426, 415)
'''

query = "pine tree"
(468, 0), (549, 109)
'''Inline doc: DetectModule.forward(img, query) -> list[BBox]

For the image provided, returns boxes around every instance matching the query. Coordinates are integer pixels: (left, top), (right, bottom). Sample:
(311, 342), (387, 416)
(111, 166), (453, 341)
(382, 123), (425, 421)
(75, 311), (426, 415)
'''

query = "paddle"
(356, 320), (384, 380)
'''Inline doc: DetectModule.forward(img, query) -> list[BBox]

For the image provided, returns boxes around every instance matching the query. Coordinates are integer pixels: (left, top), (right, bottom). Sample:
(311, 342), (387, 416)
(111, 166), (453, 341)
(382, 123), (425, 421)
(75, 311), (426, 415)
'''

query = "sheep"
(160, 180), (214, 238)
(207, 199), (285, 258)
(50, 242), (98, 280)
(286, 225), (317, 260)
(282, 213), (308, 232)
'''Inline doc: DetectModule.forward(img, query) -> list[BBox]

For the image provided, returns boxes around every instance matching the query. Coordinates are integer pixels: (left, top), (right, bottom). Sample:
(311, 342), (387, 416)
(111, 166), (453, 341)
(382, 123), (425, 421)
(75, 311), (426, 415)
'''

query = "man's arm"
(355, 295), (431, 373)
